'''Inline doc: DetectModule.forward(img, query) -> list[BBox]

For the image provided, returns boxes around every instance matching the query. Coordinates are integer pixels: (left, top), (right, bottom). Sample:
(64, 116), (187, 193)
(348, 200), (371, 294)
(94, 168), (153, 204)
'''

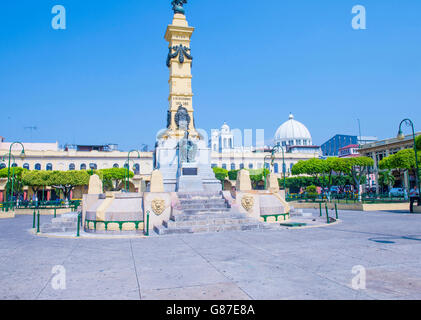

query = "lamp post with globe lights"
(397, 119), (419, 197)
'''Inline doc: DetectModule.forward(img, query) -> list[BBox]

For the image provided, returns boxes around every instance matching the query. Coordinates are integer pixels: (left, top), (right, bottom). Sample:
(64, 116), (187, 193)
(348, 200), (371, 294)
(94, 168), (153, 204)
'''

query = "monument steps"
(40, 212), (79, 234)
(154, 192), (273, 235)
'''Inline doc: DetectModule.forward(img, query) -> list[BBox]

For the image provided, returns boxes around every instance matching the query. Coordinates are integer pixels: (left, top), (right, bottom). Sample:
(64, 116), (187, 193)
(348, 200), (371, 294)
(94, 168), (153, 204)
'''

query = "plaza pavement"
(0, 210), (420, 300)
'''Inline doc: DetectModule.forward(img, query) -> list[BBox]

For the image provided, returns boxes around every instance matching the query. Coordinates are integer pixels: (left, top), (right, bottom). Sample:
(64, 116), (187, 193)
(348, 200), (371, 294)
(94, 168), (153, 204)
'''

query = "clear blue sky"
(1, 0), (420, 151)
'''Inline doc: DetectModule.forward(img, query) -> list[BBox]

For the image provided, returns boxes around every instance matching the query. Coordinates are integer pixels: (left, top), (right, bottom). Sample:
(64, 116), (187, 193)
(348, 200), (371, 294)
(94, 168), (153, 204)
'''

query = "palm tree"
(379, 170), (395, 193)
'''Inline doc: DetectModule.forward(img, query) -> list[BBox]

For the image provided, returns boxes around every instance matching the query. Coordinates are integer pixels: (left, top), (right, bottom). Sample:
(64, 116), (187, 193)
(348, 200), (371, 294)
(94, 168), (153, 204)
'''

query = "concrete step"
(154, 223), (263, 235)
(164, 217), (255, 228)
(182, 209), (231, 215)
(171, 213), (246, 222)
(40, 226), (78, 233)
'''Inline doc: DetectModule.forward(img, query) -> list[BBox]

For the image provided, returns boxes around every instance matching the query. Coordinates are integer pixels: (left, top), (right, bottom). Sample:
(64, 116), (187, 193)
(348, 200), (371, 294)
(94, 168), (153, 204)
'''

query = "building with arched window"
(46, 163), (53, 171)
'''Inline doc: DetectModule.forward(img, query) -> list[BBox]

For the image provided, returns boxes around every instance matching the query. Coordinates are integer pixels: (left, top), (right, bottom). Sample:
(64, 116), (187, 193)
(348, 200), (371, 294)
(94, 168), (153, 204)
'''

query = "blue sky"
(0, 0), (420, 151)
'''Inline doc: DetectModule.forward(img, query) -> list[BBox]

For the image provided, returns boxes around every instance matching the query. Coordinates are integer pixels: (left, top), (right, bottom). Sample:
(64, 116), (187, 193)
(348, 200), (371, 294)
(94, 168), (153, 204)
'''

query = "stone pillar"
(47, 190), (51, 201)
(150, 170), (164, 193)
(88, 175), (103, 194)
(0, 191), (3, 203)
(24, 190), (28, 201)
(236, 170), (252, 191)
(70, 190), (73, 200)
(267, 174), (280, 192)
(404, 171), (409, 191)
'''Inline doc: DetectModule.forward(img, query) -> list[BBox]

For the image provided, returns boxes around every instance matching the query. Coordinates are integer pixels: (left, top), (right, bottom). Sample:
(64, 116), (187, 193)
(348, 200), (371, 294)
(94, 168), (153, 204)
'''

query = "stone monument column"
(163, 3), (200, 140)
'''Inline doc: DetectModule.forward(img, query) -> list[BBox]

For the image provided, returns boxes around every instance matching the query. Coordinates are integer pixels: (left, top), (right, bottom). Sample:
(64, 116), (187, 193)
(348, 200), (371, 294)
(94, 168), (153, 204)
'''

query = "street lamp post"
(263, 155), (272, 190)
(397, 119), (420, 196)
(2, 154), (18, 209)
(272, 143), (287, 191)
(5, 142), (25, 202)
(125, 150), (141, 192)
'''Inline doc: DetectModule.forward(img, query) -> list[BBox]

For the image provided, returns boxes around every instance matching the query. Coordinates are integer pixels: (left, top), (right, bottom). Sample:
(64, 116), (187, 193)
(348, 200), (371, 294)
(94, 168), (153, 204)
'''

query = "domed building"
(209, 116), (321, 178)
(274, 114), (320, 154)
(275, 113), (312, 147)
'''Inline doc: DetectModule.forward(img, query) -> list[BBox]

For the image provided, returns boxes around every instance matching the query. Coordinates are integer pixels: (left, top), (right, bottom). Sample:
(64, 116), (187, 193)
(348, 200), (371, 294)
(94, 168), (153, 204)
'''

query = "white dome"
(274, 114), (312, 147)
(221, 122), (230, 133)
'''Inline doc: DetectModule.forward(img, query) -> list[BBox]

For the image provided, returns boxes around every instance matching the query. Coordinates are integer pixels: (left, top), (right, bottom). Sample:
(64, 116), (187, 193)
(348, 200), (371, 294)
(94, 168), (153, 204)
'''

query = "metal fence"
(286, 193), (409, 204)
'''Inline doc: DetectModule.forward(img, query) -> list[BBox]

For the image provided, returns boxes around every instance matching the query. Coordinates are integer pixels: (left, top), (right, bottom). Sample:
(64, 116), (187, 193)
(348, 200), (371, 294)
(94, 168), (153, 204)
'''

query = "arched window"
(69, 163), (75, 171)
(35, 163), (41, 171)
(134, 164), (140, 175)
(213, 144), (217, 152)
(89, 163), (97, 170)
(46, 163), (53, 171)
(211, 164), (217, 168)
(0, 163), (6, 169)
(229, 138), (233, 148)
(80, 164), (87, 170)
(222, 163), (227, 170)
(124, 163), (129, 170)
(240, 163), (244, 170)
(23, 163), (30, 170)
(274, 163), (279, 173)
(231, 163), (236, 170)
(113, 163), (119, 168)
(11, 163), (18, 168)
(248, 163), (253, 169)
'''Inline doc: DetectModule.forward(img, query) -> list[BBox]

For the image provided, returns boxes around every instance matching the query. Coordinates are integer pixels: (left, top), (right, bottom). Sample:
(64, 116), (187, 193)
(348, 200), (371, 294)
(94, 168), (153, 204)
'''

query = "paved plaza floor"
(0, 210), (421, 300)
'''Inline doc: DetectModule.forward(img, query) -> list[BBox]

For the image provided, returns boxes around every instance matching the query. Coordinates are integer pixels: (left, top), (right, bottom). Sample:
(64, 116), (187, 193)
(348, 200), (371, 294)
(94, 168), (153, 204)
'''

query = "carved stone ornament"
(241, 195), (255, 211)
(151, 198), (166, 216)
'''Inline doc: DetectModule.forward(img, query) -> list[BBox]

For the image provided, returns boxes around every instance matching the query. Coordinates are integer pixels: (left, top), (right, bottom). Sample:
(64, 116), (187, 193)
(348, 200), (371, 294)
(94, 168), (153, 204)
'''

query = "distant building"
(359, 132), (421, 191)
(210, 115), (321, 182)
(321, 135), (377, 157)
(64, 144), (119, 152)
(338, 144), (360, 158)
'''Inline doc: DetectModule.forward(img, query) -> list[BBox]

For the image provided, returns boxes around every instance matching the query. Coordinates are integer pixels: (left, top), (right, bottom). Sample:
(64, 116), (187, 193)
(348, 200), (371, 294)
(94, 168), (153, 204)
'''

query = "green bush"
(228, 170), (239, 181)
(306, 185), (318, 199)
(213, 167), (228, 182)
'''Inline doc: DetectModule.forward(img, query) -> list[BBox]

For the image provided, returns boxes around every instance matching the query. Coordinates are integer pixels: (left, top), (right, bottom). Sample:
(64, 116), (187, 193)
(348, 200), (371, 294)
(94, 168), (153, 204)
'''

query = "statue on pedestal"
(171, 0), (188, 15)
(177, 119), (197, 164)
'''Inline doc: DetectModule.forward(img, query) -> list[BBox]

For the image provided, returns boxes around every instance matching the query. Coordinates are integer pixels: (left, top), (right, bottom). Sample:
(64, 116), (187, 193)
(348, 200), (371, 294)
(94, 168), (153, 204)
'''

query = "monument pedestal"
(155, 138), (222, 193)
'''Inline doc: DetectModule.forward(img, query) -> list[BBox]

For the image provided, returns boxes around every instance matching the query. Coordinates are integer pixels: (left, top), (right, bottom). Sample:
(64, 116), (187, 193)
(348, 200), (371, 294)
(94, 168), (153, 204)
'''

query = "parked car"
(330, 186), (340, 194)
(389, 188), (405, 197)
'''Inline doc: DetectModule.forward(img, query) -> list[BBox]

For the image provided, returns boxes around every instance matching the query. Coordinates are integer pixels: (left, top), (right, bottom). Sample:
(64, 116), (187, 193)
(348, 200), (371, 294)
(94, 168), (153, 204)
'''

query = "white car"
(389, 188), (405, 197)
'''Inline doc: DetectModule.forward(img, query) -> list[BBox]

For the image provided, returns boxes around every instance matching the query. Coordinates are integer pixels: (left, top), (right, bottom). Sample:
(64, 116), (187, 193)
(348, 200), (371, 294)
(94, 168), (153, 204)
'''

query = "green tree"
(228, 169), (239, 181)
(345, 157), (374, 200)
(416, 135), (421, 151)
(49, 171), (90, 200)
(378, 170), (395, 192)
(22, 170), (51, 199)
(249, 168), (269, 189)
(0, 167), (28, 200)
(212, 167), (228, 183)
(98, 168), (133, 191)
(379, 149), (421, 190)
(291, 158), (325, 185)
